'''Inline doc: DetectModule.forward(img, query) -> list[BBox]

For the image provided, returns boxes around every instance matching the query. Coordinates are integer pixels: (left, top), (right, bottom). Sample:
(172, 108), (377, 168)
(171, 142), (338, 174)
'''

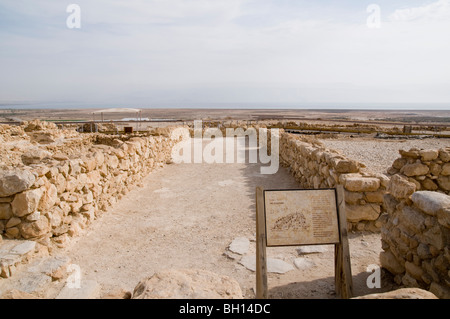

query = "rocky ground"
(320, 136), (450, 174)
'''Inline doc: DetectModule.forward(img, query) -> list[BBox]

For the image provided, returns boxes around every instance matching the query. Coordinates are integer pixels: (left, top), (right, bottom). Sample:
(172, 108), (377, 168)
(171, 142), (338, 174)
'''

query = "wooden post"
(335, 185), (353, 299)
(256, 187), (268, 299)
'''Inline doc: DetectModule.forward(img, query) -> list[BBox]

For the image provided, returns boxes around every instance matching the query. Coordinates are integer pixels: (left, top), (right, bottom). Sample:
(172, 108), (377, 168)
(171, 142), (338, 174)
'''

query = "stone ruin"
(0, 120), (449, 298)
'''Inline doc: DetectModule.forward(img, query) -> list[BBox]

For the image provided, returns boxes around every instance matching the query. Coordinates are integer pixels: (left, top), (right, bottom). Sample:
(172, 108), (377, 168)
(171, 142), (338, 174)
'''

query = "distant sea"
(0, 102), (449, 111)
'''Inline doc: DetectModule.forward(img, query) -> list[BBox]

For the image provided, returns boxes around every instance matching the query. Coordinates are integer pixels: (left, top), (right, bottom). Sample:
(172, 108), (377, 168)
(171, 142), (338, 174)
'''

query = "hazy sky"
(1, 0), (450, 109)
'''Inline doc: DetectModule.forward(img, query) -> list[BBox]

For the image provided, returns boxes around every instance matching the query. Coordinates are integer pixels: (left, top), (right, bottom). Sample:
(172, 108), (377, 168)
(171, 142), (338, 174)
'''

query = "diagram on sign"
(264, 189), (340, 247)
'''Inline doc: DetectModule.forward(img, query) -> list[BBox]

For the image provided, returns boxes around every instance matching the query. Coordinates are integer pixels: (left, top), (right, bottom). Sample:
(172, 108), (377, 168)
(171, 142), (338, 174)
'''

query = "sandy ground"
(320, 137), (450, 174)
(54, 138), (399, 299)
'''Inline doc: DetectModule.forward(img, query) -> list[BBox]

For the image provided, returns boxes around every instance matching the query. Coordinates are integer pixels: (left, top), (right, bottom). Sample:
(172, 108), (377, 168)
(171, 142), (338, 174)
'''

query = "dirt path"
(58, 139), (398, 298)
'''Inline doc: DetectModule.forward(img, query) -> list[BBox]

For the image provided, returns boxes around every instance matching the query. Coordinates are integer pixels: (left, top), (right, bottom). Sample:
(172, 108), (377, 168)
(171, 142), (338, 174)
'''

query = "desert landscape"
(0, 108), (449, 300)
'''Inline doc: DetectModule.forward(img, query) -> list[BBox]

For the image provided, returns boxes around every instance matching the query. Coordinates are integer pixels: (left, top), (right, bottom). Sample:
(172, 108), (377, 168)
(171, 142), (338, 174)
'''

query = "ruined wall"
(278, 132), (389, 231)
(380, 147), (450, 299)
(381, 187), (450, 298)
(0, 128), (185, 249)
(387, 147), (450, 194)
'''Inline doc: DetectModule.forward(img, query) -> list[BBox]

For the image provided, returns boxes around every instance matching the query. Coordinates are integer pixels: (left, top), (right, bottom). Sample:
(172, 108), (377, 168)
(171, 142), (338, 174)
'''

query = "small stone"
(6, 217), (21, 228)
(239, 255), (294, 274)
(16, 272), (52, 294)
(10, 240), (36, 255)
(5, 227), (20, 238)
(293, 258), (316, 270)
(0, 203), (13, 220)
(228, 237), (250, 255)
(297, 245), (329, 255)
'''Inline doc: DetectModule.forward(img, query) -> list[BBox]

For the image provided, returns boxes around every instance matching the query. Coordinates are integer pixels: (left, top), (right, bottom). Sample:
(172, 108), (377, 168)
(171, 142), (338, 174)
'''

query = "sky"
(0, 0), (450, 109)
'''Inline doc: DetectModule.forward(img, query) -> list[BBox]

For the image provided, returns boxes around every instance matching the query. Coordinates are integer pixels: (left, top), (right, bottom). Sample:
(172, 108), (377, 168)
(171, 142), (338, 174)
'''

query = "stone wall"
(387, 147), (450, 194)
(380, 187), (450, 298)
(278, 132), (389, 231)
(0, 128), (186, 248)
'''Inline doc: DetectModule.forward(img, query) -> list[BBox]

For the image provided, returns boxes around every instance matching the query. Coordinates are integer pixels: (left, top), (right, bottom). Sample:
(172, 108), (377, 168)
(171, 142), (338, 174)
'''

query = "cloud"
(389, 0), (450, 22)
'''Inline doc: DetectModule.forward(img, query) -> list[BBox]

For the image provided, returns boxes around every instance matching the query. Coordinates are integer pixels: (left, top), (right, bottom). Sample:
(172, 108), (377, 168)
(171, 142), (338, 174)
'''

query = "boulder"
(132, 269), (243, 299)
(0, 169), (36, 197)
(411, 191), (450, 217)
(354, 288), (437, 299)
(419, 150), (439, 161)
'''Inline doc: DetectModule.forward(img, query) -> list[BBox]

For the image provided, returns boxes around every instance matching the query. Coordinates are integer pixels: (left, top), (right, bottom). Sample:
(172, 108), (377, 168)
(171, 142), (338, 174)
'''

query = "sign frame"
(255, 185), (353, 299)
(263, 188), (340, 248)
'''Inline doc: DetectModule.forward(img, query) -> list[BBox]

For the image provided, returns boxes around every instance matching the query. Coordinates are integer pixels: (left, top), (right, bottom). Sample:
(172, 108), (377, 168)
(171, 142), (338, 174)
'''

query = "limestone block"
(12, 188), (44, 217)
(38, 184), (57, 211)
(392, 158), (407, 170)
(420, 150), (439, 161)
(21, 149), (52, 165)
(411, 191), (450, 217)
(388, 174), (416, 199)
(399, 149), (420, 159)
(334, 159), (359, 174)
(402, 163), (429, 177)
(0, 203), (13, 220)
(429, 163), (442, 176)
(344, 191), (363, 205)
(0, 169), (36, 197)
(441, 163), (450, 176)
(437, 176), (450, 191)
(380, 250), (405, 275)
(398, 206), (426, 233)
(365, 190), (385, 203)
(19, 215), (50, 239)
(346, 203), (381, 222)
(439, 148), (450, 162)
(421, 178), (438, 191)
(344, 176), (380, 192)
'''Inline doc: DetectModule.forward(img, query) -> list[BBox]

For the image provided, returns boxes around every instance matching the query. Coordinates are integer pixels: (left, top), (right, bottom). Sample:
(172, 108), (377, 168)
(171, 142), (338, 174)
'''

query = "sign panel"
(264, 189), (340, 247)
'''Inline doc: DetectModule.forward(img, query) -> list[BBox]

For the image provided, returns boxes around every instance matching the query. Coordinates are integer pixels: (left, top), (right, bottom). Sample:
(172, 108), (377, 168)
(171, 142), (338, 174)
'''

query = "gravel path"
(320, 137), (450, 174)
